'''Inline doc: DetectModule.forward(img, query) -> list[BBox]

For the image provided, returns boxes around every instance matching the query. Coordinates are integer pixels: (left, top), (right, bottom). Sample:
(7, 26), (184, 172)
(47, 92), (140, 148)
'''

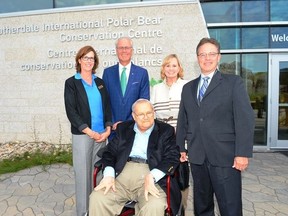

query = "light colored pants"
(181, 187), (189, 210)
(89, 162), (167, 216)
(72, 134), (105, 216)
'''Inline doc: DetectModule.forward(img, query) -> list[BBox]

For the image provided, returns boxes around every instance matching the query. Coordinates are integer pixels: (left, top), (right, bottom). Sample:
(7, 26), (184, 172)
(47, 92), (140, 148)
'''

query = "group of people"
(64, 36), (255, 216)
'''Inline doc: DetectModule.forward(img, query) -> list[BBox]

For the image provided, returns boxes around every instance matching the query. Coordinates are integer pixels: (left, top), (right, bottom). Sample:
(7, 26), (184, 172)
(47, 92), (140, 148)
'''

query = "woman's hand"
(94, 127), (111, 142)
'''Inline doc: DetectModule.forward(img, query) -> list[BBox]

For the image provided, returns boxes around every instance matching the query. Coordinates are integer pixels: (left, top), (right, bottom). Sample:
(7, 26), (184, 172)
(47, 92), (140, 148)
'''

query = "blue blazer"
(103, 63), (150, 123)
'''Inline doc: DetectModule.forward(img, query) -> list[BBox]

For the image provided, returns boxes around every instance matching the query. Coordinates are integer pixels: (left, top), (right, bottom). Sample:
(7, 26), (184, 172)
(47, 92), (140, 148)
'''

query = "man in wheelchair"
(89, 99), (182, 216)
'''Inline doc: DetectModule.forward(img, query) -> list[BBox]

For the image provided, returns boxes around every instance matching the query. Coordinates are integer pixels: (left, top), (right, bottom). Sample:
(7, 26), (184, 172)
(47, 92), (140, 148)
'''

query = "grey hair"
(132, 99), (154, 112)
(115, 37), (133, 48)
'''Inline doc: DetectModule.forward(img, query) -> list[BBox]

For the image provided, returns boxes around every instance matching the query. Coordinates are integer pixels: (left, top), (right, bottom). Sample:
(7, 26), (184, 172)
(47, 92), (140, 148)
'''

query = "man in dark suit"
(89, 99), (181, 216)
(176, 38), (255, 216)
(103, 37), (150, 139)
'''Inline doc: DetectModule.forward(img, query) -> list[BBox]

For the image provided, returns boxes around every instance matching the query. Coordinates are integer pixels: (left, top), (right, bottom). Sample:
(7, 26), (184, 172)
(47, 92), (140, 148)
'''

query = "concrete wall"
(0, 0), (208, 144)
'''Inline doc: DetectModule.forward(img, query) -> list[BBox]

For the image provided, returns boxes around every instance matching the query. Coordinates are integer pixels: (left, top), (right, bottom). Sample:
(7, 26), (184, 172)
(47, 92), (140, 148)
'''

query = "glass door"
(270, 53), (288, 149)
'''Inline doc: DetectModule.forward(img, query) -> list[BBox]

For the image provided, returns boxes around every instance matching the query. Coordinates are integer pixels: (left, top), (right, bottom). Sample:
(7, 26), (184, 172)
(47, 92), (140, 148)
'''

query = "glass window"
(278, 61), (288, 139)
(219, 54), (241, 76)
(270, 0), (288, 21)
(209, 28), (240, 49)
(242, 27), (269, 49)
(241, 0), (269, 22)
(55, 0), (138, 7)
(242, 54), (268, 145)
(0, 0), (53, 13)
(201, 1), (240, 23)
(270, 27), (288, 49)
(220, 53), (268, 145)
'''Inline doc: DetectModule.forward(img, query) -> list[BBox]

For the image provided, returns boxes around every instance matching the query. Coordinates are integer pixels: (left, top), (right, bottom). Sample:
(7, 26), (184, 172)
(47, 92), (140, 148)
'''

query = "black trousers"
(190, 160), (242, 216)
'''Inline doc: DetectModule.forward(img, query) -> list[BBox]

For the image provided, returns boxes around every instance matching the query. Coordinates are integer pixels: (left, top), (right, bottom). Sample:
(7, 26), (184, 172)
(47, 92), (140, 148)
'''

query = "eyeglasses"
(133, 111), (154, 120)
(197, 52), (219, 59)
(116, 46), (133, 51)
(82, 56), (95, 62)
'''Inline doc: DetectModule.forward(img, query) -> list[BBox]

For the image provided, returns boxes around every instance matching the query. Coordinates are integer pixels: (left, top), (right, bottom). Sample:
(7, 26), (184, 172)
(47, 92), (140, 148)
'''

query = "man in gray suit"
(176, 38), (255, 216)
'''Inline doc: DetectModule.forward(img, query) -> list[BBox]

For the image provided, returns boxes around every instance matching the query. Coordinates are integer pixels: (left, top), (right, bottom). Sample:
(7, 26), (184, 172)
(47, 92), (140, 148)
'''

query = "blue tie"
(199, 77), (209, 102)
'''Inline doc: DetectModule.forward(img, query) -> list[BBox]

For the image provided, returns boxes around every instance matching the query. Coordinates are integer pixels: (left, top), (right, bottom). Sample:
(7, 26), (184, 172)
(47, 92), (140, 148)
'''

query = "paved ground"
(0, 152), (287, 216)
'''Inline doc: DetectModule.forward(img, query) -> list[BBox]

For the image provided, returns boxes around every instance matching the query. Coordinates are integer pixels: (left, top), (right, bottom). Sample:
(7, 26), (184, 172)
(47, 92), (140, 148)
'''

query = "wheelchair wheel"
(179, 205), (185, 216)
(119, 206), (135, 216)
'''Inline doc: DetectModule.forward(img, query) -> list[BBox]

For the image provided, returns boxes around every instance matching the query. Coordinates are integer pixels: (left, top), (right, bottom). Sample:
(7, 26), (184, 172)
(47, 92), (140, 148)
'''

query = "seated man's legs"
(89, 162), (167, 216)
(135, 183), (167, 216)
(89, 187), (126, 215)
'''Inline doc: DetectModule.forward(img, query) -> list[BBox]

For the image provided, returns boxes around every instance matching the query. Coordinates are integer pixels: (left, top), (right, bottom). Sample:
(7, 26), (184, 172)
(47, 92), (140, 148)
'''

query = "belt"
(127, 157), (148, 164)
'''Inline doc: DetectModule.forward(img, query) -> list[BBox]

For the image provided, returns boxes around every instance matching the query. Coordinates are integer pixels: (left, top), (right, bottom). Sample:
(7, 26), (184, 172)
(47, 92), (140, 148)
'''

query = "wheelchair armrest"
(166, 175), (172, 216)
(165, 163), (181, 216)
(93, 159), (104, 188)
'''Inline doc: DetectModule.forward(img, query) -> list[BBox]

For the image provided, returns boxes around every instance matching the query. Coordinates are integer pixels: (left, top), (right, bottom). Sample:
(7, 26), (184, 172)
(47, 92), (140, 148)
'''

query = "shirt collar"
(133, 122), (155, 135)
(119, 62), (131, 71)
(74, 72), (96, 80)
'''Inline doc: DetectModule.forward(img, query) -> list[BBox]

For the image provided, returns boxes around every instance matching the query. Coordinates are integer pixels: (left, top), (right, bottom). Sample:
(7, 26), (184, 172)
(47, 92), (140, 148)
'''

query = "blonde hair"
(160, 54), (184, 80)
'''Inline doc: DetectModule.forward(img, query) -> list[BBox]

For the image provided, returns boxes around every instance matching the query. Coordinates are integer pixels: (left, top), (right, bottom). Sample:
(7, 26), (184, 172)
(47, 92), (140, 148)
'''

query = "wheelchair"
(93, 160), (185, 216)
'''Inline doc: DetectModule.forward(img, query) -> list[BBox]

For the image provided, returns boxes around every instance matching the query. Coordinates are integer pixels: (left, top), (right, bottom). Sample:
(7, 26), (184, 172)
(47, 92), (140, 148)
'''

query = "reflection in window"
(242, 0), (268, 22)
(278, 62), (288, 140)
(209, 28), (240, 49)
(219, 54), (241, 76)
(242, 54), (268, 145)
(219, 53), (268, 145)
(271, 0), (288, 21)
(201, 2), (240, 23)
(242, 27), (269, 49)
(0, 0), (53, 13)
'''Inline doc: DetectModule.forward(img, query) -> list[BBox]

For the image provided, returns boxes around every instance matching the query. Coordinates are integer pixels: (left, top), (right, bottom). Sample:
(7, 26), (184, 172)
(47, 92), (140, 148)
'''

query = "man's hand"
(94, 176), (116, 195)
(232, 156), (249, 171)
(112, 121), (122, 130)
(180, 152), (188, 162)
(144, 173), (160, 201)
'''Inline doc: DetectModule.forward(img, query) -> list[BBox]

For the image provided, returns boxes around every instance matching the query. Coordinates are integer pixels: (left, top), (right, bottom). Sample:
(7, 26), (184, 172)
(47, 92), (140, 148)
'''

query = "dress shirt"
(75, 73), (104, 133)
(197, 71), (215, 98)
(119, 62), (131, 82)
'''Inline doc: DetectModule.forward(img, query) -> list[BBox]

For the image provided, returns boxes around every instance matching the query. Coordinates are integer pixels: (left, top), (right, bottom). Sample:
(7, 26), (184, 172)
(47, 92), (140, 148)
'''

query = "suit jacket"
(102, 63), (150, 123)
(64, 75), (112, 134)
(176, 70), (255, 167)
(102, 120), (181, 215)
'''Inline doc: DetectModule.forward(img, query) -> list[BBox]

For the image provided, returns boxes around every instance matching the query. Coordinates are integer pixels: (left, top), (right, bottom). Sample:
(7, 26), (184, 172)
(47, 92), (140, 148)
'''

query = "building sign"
(270, 27), (288, 48)
(0, 1), (207, 144)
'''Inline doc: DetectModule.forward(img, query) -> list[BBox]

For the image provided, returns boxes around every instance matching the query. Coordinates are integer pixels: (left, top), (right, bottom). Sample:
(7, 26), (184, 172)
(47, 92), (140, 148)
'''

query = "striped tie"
(199, 77), (209, 102)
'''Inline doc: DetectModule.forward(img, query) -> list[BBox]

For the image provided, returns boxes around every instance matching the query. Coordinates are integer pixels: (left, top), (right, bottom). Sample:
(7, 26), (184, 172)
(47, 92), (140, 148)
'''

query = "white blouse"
(151, 78), (189, 128)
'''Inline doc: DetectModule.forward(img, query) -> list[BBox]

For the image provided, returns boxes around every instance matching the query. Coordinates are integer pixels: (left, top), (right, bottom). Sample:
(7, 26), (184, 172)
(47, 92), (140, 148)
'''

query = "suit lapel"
(111, 64), (124, 98)
(124, 63), (136, 98)
(121, 123), (136, 159)
(204, 70), (222, 99)
(192, 76), (201, 106)
(74, 79), (89, 107)
(147, 123), (159, 160)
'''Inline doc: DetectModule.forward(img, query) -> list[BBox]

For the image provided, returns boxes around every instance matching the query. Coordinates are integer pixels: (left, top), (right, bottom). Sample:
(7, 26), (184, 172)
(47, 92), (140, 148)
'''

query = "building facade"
(0, 0), (287, 149)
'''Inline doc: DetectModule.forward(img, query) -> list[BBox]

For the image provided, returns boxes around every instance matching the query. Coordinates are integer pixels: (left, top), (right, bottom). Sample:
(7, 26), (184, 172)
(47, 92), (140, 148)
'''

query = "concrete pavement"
(0, 152), (288, 216)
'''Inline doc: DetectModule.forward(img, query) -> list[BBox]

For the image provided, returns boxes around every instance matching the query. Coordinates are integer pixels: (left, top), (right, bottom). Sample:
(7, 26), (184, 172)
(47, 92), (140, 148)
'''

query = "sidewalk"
(0, 152), (288, 216)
